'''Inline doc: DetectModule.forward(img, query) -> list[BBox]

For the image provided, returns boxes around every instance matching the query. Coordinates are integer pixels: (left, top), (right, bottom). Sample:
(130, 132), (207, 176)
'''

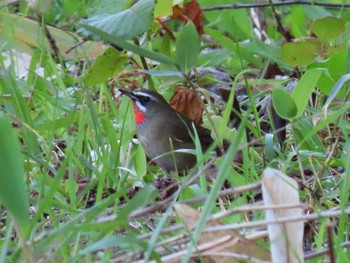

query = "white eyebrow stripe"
(134, 91), (156, 100)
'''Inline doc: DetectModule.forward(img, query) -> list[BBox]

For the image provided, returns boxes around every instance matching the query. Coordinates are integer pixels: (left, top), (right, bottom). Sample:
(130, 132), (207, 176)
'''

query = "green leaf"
(272, 88), (298, 119)
(311, 16), (345, 42)
(175, 22), (201, 73)
(323, 74), (350, 111)
(80, 235), (145, 254)
(154, 0), (172, 17)
(280, 38), (321, 67)
(289, 5), (307, 38)
(205, 28), (236, 53)
(293, 119), (324, 152)
(242, 40), (284, 67)
(81, 48), (129, 86)
(0, 115), (29, 238)
(138, 70), (184, 78)
(231, 9), (253, 39)
(79, 23), (175, 65)
(264, 133), (275, 162)
(291, 68), (323, 117)
(303, 6), (331, 20)
(309, 48), (348, 96)
(79, 0), (155, 40)
(135, 144), (147, 178)
(85, 0), (130, 16)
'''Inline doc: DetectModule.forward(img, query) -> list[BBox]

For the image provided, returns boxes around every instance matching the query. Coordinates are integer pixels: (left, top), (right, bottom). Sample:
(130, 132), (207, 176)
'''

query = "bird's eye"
(142, 96), (150, 103)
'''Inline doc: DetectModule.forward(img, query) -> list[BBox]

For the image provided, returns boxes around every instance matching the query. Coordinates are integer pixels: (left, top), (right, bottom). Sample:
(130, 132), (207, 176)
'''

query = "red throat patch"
(131, 101), (146, 125)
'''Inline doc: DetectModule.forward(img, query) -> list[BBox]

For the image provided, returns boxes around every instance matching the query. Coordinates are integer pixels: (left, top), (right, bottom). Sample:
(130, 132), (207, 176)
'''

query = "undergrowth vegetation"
(0, 0), (349, 262)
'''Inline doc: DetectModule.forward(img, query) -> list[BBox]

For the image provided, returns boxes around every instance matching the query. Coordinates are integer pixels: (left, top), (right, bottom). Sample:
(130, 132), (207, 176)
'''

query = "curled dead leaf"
(173, 204), (271, 262)
(171, 0), (204, 35)
(262, 168), (304, 263)
(169, 87), (204, 124)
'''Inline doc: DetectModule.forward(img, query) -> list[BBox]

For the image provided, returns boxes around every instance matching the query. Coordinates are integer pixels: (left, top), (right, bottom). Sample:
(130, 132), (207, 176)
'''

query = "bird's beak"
(118, 89), (137, 100)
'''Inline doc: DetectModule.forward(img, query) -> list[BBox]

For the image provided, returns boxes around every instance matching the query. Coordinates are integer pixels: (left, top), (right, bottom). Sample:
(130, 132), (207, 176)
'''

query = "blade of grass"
(0, 115), (30, 237)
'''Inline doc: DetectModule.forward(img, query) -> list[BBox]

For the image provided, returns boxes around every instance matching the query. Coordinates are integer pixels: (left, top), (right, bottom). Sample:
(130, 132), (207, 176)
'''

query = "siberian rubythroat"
(119, 89), (228, 174)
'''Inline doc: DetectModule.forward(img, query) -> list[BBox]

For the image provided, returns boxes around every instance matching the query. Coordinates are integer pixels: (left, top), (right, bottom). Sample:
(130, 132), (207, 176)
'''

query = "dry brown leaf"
(171, 5), (186, 21)
(173, 204), (271, 263)
(169, 87), (204, 124)
(171, 0), (204, 35)
(262, 168), (304, 263)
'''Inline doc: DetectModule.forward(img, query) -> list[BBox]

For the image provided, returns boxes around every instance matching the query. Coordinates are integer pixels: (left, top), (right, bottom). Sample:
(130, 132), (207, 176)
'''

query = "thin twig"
(304, 240), (350, 260)
(202, 1), (350, 12)
(37, 12), (66, 69)
(326, 223), (335, 263)
(65, 40), (87, 54)
(205, 208), (350, 232)
(269, 0), (293, 42)
(182, 182), (261, 205)
(267, 0), (301, 78)
(211, 203), (306, 221)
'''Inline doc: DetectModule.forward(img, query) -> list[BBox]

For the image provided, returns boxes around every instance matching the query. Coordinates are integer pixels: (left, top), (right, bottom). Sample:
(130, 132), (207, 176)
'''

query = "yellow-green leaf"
(280, 38), (321, 67)
(311, 16), (345, 42)
(272, 88), (297, 119)
(81, 48), (129, 86)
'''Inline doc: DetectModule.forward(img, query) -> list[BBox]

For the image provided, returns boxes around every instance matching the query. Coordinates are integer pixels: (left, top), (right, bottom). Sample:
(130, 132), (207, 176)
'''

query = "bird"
(118, 89), (229, 174)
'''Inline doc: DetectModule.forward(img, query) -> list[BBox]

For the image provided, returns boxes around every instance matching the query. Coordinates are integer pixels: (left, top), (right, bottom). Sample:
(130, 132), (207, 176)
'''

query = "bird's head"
(119, 89), (170, 125)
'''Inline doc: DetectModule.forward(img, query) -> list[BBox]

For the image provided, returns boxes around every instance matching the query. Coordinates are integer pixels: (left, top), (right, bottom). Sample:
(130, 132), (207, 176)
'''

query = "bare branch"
(203, 1), (350, 12)
(304, 241), (350, 260)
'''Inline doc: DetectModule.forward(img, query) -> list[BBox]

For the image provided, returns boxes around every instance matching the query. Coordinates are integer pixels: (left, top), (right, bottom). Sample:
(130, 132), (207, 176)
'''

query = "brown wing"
(168, 112), (239, 163)
(166, 113), (215, 152)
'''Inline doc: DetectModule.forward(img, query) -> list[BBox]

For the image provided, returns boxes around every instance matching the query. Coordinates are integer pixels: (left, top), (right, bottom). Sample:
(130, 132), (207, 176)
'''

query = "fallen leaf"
(171, 0), (204, 35)
(262, 168), (304, 263)
(169, 87), (204, 124)
(172, 204), (271, 262)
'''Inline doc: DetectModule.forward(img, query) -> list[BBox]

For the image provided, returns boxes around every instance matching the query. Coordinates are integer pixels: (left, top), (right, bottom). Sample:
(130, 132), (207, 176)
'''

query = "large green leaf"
(272, 69), (322, 121)
(272, 88), (298, 119)
(85, 0), (130, 16)
(154, 0), (173, 17)
(311, 16), (345, 42)
(81, 47), (129, 86)
(79, 0), (155, 40)
(0, 115), (29, 238)
(280, 38), (321, 67)
(175, 22), (201, 73)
